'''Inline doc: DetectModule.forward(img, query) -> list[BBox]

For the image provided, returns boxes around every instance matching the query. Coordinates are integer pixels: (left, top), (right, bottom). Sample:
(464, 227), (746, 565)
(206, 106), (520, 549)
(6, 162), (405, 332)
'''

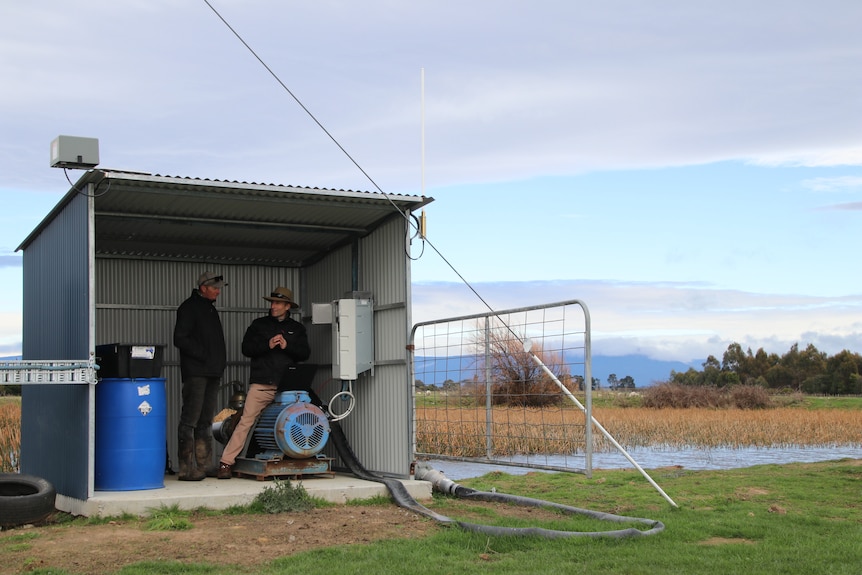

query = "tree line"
(667, 342), (862, 395)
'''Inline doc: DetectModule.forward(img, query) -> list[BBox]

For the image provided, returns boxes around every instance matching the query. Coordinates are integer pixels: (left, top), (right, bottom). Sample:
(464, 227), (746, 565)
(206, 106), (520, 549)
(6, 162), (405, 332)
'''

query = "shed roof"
(19, 170), (433, 266)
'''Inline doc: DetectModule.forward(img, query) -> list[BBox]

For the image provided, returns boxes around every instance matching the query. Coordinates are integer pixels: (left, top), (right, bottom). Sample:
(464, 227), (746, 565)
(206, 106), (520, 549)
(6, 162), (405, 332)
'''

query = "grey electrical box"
(312, 294), (373, 380)
(50, 135), (100, 169)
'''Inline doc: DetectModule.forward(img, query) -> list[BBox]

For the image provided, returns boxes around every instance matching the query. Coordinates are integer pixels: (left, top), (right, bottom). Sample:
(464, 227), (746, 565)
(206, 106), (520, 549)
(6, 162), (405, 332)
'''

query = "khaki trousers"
(220, 383), (277, 465)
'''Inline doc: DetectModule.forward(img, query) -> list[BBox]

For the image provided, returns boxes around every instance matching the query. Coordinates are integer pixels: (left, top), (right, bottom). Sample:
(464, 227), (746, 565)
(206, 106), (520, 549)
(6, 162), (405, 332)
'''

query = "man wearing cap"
(217, 286), (311, 479)
(173, 271), (228, 481)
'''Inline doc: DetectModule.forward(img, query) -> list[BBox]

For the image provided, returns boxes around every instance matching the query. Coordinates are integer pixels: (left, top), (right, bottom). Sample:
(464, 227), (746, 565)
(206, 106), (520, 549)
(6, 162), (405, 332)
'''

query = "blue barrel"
(95, 377), (166, 491)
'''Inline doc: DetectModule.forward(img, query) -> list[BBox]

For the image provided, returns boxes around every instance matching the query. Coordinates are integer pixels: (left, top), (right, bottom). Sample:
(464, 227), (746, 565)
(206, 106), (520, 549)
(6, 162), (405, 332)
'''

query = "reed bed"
(3, 400), (859, 466)
(416, 406), (862, 457)
(0, 401), (21, 472)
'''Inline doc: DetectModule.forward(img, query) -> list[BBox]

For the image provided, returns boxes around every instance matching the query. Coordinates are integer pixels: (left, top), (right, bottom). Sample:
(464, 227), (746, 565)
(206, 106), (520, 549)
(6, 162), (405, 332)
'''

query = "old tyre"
(0, 473), (56, 528)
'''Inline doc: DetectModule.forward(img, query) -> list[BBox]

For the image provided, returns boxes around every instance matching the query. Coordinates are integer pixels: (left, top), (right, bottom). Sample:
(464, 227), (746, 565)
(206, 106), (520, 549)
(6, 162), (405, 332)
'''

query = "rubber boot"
(195, 429), (216, 478)
(178, 426), (205, 481)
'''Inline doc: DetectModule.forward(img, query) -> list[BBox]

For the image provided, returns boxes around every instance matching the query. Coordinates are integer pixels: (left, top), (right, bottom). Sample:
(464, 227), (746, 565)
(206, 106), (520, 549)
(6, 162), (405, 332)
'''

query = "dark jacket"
(242, 313), (311, 386)
(174, 289), (227, 379)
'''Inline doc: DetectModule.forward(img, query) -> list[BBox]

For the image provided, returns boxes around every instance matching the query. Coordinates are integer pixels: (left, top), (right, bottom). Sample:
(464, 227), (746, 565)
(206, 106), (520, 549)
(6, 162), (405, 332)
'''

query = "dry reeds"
(0, 401), (21, 472)
(416, 405), (862, 456)
(416, 406), (589, 457)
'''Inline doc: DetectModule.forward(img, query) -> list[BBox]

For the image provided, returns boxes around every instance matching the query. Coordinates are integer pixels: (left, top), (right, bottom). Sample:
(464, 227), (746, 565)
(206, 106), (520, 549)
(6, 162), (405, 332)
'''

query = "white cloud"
(412, 280), (862, 362)
(0, 312), (22, 355)
(801, 176), (862, 192)
(3, 1), (862, 194)
(2, 1), (861, 366)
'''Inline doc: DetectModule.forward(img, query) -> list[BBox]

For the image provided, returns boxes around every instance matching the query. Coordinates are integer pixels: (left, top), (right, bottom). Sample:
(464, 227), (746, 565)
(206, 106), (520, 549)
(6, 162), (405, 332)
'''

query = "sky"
(1, 1), (861, 366)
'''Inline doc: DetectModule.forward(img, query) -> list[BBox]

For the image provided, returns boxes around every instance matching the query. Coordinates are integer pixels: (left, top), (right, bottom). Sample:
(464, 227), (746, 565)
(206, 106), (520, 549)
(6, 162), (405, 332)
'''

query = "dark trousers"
(178, 375), (220, 478)
(179, 375), (221, 434)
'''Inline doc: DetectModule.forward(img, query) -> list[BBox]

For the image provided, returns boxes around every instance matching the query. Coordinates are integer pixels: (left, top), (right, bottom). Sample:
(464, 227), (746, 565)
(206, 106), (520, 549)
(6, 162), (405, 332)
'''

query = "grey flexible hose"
(320, 404), (665, 538)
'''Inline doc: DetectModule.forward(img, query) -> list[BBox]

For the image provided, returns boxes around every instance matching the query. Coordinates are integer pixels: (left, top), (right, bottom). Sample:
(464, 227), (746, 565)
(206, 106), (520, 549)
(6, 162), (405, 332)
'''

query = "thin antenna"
(421, 67), (425, 198)
(420, 67), (426, 239)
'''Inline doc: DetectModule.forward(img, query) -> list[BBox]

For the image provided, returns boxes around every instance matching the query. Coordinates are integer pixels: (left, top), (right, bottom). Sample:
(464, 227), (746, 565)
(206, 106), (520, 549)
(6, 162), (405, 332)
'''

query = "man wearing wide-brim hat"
(217, 286), (311, 479)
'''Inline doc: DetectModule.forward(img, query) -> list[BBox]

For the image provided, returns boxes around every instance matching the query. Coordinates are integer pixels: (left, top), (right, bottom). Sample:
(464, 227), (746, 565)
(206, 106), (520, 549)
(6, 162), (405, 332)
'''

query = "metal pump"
(214, 389), (333, 479)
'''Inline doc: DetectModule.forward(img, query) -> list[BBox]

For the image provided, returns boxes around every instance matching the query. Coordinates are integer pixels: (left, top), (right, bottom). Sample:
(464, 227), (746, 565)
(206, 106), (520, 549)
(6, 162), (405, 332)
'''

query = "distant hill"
(591, 355), (701, 388)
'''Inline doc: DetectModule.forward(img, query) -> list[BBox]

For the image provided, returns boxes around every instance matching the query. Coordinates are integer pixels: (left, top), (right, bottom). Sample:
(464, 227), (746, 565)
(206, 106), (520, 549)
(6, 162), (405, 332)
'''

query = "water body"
(427, 445), (862, 480)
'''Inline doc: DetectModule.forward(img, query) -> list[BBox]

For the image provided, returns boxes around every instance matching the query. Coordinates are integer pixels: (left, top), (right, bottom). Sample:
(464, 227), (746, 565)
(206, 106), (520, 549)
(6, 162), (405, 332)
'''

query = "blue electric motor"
(252, 391), (330, 459)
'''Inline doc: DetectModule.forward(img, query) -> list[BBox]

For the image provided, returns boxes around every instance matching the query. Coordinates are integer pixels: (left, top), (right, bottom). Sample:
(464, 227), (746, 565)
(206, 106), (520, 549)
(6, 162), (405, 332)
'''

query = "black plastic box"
(96, 343), (166, 379)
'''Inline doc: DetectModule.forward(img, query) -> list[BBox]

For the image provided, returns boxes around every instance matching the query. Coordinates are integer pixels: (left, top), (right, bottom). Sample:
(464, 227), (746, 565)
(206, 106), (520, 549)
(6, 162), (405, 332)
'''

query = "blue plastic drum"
(95, 377), (166, 491)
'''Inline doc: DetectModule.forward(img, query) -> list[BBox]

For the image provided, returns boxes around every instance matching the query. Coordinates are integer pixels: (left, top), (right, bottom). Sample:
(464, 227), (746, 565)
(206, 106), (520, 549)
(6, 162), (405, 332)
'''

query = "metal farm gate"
(409, 300), (596, 476)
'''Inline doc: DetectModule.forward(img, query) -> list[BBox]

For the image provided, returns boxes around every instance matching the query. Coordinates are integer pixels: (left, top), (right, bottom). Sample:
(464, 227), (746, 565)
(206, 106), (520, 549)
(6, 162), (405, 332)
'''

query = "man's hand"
(269, 334), (287, 349)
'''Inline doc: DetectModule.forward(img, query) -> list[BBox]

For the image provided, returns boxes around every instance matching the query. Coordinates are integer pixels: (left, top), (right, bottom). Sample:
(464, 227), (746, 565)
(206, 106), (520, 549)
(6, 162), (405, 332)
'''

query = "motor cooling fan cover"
(273, 401), (330, 458)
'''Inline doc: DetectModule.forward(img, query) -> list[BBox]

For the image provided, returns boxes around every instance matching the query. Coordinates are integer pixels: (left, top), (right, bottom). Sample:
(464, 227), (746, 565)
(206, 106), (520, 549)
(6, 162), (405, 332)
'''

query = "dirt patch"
(700, 537), (756, 546)
(0, 506), (437, 574)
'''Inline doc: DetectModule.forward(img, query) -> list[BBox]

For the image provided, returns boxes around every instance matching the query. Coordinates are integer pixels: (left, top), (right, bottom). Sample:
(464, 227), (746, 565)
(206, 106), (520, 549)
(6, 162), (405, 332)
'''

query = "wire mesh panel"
(410, 300), (592, 474)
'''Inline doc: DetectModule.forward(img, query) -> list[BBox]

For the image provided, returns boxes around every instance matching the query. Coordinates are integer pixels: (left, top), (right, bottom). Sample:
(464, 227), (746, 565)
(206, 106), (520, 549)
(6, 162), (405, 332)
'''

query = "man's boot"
(177, 426), (205, 481)
(195, 428), (216, 478)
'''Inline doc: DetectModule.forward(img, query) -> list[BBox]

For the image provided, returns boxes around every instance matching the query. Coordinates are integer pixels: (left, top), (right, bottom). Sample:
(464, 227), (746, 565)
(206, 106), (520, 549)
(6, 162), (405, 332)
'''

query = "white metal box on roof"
(16, 168), (432, 504)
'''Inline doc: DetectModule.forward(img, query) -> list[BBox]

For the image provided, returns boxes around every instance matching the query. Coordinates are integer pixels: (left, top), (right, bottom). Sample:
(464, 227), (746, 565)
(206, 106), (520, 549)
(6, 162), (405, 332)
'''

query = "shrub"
(251, 478), (315, 514)
(730, 385), (774, 409)
(642, 383), (775, 409)
(642, 383), (725, 408)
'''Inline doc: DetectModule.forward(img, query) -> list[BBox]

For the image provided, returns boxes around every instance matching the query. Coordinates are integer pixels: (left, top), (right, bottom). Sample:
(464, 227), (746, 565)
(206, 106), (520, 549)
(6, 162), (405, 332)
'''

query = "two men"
(174, 277), (310, 481)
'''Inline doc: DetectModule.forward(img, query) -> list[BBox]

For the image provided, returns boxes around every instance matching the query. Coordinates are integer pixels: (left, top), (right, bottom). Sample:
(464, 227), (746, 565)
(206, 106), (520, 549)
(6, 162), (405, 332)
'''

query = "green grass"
(143, 504), (194, 531)
(800, 395), (862, 410)
(0, 531), (39, 553)
(64, 457), (858, 575)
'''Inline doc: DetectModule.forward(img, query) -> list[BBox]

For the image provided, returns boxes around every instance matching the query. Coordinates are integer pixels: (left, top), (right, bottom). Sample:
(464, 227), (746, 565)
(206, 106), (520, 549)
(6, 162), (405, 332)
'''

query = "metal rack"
(0, 360), (98, 385)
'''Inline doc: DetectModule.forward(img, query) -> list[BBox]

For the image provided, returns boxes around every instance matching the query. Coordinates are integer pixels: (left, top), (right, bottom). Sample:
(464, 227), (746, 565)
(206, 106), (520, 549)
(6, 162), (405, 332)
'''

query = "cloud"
(3, 1), (862, 195)
(0, 312), (22, 356)
(750, 149), (862, 170)
(801, 176), (862, 192)
(820, 202), (862, 212)
(412, 280), (862, 362)
(0, 256), (22, 268)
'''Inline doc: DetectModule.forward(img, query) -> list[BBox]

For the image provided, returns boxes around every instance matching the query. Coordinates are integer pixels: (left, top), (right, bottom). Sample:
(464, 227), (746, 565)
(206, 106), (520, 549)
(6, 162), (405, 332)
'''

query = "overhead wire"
(202, 0), (507, 334)
(201, 1), (669, 536)
(65, 169), (112, 198)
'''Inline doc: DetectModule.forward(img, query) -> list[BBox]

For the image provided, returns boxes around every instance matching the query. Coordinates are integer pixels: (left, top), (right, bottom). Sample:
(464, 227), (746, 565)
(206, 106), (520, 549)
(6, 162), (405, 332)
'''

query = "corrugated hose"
(320, 404), (665, 539)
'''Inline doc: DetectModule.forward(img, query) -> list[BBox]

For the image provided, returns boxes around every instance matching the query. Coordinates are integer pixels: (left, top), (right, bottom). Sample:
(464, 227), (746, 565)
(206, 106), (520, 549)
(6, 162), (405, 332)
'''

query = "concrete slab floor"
(56, 473), (432, 518)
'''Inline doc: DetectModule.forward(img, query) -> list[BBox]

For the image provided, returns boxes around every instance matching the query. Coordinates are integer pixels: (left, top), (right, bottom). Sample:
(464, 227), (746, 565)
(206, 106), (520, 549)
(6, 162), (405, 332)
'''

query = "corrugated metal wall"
(95, 259), (303, 468)
(305, 216), (414, 477)
(21, 192), (92, 500)
(22, 186), (418, 501)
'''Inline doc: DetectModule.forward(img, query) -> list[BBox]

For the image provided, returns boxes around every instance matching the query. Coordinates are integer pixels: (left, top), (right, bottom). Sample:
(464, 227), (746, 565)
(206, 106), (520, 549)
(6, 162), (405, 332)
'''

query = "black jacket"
(174, 290), (227, 379)
(242, 313), (311, 386)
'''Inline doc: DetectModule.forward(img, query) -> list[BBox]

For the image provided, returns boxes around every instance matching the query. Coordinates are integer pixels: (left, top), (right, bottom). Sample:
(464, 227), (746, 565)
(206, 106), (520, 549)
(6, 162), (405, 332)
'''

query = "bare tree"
(471, 323), (572, 407)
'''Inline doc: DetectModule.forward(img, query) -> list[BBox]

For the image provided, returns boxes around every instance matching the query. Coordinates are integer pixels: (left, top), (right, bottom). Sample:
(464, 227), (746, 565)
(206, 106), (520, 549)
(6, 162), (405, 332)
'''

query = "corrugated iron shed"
(19, 170), (431, 266)
(17, 168), (433, 506)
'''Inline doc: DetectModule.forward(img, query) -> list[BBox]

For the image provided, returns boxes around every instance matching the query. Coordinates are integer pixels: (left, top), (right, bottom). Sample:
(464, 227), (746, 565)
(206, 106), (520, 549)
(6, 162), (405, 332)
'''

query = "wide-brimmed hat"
(263, 286), (298, 308)
(198, 271), (227, 288)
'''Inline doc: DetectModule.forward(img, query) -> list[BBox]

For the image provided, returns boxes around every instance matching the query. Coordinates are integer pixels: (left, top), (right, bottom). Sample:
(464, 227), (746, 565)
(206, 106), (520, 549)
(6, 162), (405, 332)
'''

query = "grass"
(3, 392), (860, 573)
(246, 477), (318, 514)
(46, 458), (858, 575)
(800, 395), (862, 410)
(140, 481), (322, 528)
(143, 504), (194, 531)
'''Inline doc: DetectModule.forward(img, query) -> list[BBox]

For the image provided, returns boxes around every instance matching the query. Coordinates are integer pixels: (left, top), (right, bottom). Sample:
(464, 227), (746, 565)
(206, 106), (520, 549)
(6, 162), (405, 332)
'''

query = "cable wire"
(203, 2), (669, 535)
(201, 0), (508, 330)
